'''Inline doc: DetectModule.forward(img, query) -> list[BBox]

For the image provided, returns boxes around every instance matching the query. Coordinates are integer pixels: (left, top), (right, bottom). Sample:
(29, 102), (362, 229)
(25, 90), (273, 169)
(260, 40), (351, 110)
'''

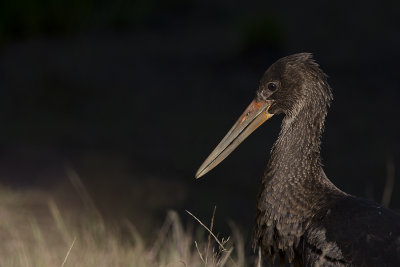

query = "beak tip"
(195, 169), (204, 179)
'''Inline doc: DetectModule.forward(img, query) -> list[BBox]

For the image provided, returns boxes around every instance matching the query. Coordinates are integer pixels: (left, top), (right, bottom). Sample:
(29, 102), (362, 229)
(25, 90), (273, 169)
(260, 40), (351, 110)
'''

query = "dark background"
(1, 0), (400, 239)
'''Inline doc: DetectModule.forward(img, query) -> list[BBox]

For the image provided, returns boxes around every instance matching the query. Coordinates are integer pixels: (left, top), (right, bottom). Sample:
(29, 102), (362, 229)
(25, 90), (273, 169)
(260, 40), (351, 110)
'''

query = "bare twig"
(61, 236), (76, 267)
(218, 248), (233, 267)
(185, 210), (227, 251)
(195, 241), (206, 263)
(206, 205), (217, 263)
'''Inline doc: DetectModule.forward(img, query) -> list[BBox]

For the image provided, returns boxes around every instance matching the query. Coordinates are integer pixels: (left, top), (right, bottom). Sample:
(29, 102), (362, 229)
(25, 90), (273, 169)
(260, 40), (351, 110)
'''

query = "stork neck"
(252, 99), (338, 259)
(267, 101), (326, 183)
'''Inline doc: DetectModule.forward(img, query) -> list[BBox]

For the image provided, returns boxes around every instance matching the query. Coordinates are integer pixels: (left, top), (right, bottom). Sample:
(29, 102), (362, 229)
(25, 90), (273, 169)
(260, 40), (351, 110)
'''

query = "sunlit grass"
(0, 176), (252, 267)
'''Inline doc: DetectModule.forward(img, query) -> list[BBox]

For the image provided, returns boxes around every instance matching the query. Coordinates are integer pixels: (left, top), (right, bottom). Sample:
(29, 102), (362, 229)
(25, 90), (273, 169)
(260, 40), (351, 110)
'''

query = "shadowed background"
(1, 0), (400, 240)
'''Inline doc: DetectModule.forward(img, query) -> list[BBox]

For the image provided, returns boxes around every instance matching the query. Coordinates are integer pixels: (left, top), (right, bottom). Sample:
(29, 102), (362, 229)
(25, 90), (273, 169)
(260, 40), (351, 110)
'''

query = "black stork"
(195, 53), (400, 266)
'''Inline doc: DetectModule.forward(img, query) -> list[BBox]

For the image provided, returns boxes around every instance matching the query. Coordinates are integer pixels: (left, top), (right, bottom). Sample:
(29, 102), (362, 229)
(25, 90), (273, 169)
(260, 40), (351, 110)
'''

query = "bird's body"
(195, 53), (400, 266)
(302, 195), (400, 266)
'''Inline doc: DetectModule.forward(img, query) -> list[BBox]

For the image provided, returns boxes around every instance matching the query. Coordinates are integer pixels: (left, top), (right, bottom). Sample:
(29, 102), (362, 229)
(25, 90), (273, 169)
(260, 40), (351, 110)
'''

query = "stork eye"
(267, 82), (278, 91)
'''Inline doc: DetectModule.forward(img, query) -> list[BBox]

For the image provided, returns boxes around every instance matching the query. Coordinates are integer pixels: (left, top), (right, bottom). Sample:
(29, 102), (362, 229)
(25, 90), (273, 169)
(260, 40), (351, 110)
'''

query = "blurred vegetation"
(0, 0), (283, 50)
(1, 0), (93, 42)
(237, 14), (282, 54)
(0, 177), (251, 266)
(0, 0), (190, 44)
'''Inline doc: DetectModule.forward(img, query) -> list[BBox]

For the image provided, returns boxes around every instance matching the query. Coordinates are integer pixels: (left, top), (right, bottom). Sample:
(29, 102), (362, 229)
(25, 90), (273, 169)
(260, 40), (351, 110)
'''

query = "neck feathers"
(268, 81), (330, 183)
(252, 82), (342, 263)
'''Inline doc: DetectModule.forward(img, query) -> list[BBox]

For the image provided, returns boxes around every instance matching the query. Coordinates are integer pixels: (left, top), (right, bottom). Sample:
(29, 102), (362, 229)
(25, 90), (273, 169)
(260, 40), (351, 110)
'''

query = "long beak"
(195, 99), (274, 179)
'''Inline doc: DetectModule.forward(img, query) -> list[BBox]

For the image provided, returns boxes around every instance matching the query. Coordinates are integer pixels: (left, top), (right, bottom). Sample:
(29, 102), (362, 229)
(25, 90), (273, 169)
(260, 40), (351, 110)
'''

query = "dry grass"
(0, 174), (251, 267)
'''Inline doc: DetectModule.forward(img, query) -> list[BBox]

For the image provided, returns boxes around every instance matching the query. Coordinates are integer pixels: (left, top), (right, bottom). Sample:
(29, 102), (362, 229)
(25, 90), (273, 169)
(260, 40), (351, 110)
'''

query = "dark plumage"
(196, 53), (400, 266)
